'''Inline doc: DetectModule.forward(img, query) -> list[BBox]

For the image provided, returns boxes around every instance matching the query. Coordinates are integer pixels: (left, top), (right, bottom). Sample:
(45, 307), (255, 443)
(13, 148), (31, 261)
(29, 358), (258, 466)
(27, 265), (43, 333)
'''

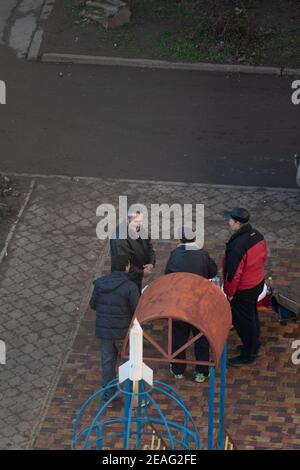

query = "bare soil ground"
(41, 0), (300, 67)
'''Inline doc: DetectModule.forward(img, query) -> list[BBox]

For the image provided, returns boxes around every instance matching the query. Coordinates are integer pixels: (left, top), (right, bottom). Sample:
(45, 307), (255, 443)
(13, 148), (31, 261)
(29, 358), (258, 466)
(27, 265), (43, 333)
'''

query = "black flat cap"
(223, 208), (250, 223)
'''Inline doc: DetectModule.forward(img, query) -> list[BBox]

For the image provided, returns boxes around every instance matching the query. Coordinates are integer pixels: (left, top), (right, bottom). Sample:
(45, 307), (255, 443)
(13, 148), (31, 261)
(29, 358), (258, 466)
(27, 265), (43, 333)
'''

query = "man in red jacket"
(223, 208), (268, 366)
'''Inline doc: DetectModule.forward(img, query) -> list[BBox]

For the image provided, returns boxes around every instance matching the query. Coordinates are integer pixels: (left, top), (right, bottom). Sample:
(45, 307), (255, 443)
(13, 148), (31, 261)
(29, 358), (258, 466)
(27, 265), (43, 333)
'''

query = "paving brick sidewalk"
(0, 176), (137, 449)
(21, 178), (299, 450)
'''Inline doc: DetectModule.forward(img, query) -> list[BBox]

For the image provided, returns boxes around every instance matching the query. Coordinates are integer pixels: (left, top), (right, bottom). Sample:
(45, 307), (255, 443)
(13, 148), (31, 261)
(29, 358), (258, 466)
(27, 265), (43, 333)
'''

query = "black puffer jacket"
(165, 243), (218, 279)
(89, 271), (140, 340)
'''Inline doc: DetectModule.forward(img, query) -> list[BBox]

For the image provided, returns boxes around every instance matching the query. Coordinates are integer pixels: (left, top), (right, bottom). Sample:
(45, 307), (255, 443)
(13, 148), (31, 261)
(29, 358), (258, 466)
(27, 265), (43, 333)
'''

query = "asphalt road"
(0, 46), (299, 187)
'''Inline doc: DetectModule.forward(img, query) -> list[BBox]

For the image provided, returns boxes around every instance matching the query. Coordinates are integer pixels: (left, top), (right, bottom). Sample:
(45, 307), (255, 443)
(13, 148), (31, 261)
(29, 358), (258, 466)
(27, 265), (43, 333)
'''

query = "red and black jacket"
(222, 224), (267, 298)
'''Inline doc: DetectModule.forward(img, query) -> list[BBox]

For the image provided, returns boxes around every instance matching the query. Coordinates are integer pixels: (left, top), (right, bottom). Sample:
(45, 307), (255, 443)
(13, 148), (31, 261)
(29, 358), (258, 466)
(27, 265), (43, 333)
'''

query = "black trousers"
(230, 280), (264, 359)
(171, 321), (209, 375)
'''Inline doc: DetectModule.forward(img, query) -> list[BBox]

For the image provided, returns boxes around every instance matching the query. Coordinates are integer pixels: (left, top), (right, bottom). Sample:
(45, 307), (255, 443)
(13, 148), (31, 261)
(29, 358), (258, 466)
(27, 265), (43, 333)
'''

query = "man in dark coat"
(110, 211), (156, 291)
(165, 227), (218, 383)
(90, 255), (140, 397)
(223, 208), (267, 366)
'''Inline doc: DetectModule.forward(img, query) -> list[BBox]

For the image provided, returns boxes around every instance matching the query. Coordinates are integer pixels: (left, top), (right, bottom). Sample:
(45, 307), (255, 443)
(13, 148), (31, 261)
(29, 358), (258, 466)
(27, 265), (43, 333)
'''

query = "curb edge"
(40, 52), (300, 76)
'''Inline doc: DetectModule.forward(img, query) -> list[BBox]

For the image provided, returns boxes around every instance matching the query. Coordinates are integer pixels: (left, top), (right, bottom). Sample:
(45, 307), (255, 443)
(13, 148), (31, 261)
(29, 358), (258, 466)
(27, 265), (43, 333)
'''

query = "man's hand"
(143, 264), (154, 278)
(143, 264), (154, 271)
(143, 267), (151, 278)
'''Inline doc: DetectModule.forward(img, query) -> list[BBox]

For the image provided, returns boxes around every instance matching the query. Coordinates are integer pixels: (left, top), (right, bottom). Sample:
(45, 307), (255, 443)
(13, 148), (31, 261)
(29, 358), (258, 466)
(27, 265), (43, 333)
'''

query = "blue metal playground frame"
(72, 343), (227, 451)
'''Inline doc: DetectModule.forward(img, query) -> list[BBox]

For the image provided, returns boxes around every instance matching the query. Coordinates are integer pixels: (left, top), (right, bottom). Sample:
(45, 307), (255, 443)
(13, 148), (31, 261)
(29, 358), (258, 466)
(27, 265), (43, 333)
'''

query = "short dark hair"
(111, 255), (130, 272)
(178, 226), (196, 244)
(181, 235), (196, 244)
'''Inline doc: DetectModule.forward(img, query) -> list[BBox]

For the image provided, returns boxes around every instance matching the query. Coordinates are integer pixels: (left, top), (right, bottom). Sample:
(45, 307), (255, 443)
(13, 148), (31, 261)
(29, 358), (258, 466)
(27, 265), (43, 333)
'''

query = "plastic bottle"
(211, 275), (221, 287)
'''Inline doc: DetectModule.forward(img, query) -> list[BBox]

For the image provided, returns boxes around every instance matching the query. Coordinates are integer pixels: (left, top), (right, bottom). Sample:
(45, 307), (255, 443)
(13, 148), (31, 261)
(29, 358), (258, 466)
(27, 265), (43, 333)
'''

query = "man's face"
(128, 213), (144, 232)
(125, 262), (131, 273)
(228, 218), (241, 232)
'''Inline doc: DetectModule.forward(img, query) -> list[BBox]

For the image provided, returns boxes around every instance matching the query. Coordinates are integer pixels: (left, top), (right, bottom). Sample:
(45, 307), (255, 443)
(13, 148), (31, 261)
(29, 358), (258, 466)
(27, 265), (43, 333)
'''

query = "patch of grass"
(153, 30), (203, 62)
(62, 0), (300, 67)
(95, 8), (230, 63)
(149, 26), (228, 63)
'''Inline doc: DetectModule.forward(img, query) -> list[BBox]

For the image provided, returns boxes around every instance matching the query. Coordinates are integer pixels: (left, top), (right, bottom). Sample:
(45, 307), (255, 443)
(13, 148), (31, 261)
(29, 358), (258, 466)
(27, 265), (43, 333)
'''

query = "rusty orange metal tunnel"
(122, 272), (232, 368)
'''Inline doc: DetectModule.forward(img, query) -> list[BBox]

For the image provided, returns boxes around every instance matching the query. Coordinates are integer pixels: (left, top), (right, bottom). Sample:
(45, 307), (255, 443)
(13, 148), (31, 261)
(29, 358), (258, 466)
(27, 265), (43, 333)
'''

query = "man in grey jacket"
(110, 210), (156, 291)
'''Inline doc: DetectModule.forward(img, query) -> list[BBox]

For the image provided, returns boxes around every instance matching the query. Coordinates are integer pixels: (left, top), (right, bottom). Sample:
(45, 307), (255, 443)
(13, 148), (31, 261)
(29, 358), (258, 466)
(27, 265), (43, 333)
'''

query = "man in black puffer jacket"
(165, 227), (218, 383)
(90, 255), (140, 397)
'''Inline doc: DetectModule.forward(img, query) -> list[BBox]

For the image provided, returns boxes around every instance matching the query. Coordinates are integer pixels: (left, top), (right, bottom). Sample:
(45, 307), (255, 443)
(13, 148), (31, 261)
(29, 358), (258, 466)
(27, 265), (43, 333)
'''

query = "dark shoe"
(229, 355), (256, 367)
(169, 365), (184, 380)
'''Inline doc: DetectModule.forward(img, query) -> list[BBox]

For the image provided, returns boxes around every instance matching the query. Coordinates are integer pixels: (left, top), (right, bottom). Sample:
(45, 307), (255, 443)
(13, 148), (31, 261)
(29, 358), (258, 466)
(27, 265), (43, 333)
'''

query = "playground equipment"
(72, 272), (232, 450)
(72, 317), (200, 450)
